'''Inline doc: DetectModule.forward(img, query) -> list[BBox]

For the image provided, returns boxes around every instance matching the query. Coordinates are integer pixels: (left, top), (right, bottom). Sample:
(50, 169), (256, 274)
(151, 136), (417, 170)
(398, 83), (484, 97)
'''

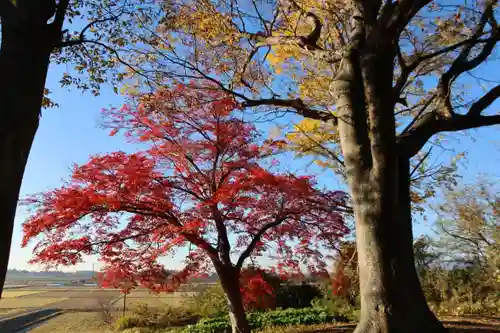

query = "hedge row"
(183, 307), (348, 333)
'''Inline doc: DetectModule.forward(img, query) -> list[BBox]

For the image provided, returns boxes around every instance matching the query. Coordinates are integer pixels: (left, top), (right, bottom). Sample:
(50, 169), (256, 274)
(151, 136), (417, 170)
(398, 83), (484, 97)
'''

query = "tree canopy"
(21, 84), (349, 292)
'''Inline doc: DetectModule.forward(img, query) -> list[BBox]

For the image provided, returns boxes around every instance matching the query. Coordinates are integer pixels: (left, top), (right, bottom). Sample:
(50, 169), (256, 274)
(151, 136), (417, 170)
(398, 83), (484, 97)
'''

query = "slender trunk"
(0, 21), (57, 297)
(216, 265), (250, 333)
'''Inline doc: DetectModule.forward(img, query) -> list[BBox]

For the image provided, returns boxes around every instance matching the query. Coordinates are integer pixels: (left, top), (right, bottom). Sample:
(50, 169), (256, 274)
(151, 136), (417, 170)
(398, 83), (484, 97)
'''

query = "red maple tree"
(21, 84), (349, 333)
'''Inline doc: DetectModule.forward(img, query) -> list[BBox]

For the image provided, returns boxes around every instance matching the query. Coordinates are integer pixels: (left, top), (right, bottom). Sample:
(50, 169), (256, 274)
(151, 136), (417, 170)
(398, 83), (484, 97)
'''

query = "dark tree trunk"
(216, 265), (250, 333)
(0, 16), (59, 297)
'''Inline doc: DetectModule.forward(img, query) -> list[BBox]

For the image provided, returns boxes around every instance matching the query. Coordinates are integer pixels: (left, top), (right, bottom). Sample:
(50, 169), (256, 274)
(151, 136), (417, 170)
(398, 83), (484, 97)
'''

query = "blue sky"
(8, 66), (500, 272)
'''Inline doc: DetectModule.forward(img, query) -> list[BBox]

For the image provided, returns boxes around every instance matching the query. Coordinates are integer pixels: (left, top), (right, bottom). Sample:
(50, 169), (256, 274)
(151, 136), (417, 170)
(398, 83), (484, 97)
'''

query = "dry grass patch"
(127, 291), (195, 298)
(29, 311), (111, 333)
(1, 290), (48, 298)
(0, 297), (66, 309)
(116, 296), (184, 309)
(0, 308), (22, 316)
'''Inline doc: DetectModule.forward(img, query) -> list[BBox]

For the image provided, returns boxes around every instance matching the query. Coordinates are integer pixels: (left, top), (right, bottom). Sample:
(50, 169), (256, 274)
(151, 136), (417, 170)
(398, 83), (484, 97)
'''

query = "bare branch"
(436, 1), (499, 117)
(293, 123), (345, 168)
(468, 85), (500, 117)
(388, 0), (433, 34)
(400, 94), (436, 135)
(242, 98), (337, 122)
(409, 147), (432, 179)
(58, 15), (119, 49)
(398, 113), (500, 158)
(393, 37), (498, 98)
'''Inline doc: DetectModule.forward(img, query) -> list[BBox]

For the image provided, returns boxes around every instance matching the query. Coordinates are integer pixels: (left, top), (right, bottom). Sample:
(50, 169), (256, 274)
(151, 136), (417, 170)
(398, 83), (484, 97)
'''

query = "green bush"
(183, 307), (348, 333)
(311, 296), (359, 322)
(274, 283), (323, 309)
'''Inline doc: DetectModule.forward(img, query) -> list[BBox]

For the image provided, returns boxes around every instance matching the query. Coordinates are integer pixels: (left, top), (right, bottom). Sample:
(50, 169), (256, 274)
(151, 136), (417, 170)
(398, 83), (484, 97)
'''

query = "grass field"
(0, 286), (193, 332)
(29, 312), (109, 333)
(1, 290), (48, 298)
(0, 297), (66, 309)
(115, 295), (187, 309)
(109, 290), (194, 311)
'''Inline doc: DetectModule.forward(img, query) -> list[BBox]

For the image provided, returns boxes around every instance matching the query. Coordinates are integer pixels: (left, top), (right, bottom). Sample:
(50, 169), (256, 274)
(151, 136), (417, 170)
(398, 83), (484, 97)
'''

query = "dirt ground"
(310, 317), (500, 332)
(29, 312), (108, 333)
(28, 315), (499, 333)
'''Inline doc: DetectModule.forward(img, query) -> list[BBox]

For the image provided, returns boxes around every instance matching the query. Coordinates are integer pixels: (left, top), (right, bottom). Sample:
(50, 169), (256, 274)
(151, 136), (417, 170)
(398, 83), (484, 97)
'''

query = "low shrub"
(311, 296), (359, 322)
(155, 306), (200, 327)
(183, 307), (348, 333)
(182, 284), (228, 317)
(115, 303), (199, 331)
(115, 315), (149, 331)
(429, 293), (500, 316)
(274, 283), (323, 309)
(255, 324), (344, 333)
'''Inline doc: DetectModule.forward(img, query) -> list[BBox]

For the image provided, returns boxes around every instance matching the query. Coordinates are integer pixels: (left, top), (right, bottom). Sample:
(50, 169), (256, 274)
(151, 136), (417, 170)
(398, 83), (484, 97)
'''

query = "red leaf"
(21, 82), (348, 295)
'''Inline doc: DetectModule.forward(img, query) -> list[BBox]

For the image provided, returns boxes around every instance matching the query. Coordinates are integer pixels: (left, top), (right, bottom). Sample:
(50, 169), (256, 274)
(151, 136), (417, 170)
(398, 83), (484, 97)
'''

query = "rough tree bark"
(331, 13), (447, 332)
(215, 264), (251, 333)
(0, 0), (66, 298)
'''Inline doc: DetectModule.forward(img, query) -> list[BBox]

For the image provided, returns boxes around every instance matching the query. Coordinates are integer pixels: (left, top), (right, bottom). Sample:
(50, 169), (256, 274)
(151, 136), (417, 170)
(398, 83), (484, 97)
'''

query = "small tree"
(331, 241), (358, 306)
(433, 180), (500, 296)
(21, 84), (349, 333)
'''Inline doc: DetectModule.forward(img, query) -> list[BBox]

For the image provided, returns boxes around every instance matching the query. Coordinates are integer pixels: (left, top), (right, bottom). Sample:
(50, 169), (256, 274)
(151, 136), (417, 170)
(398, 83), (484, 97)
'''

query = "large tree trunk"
(0, 18), (58, 297)
(216, 265), (251, 333)
(332, 28), (446, 331)
(348, 156), (447, 333)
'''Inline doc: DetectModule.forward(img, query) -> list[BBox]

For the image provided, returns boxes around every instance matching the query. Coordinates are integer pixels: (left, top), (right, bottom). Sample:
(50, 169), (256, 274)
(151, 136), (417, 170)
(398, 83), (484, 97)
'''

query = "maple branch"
(119, 204), (217, 256)
(236, 216), (287, 269)
(211, 205), (232, 265)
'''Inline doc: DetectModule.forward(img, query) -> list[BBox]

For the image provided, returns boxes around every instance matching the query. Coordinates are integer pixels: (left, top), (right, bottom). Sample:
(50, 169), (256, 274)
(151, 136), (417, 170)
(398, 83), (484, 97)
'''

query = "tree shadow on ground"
(442, 316), (500, 333)
(307, 317), (500, 333)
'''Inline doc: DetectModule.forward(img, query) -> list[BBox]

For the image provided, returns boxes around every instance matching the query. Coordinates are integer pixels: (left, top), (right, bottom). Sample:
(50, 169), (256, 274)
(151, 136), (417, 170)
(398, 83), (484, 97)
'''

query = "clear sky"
(7, 59), (500, 272)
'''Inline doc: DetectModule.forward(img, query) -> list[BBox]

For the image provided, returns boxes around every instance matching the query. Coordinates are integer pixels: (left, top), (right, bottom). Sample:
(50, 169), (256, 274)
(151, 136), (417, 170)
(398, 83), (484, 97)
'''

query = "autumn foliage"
(239, 268), (276, 311)
(21, 84), (348, 295)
